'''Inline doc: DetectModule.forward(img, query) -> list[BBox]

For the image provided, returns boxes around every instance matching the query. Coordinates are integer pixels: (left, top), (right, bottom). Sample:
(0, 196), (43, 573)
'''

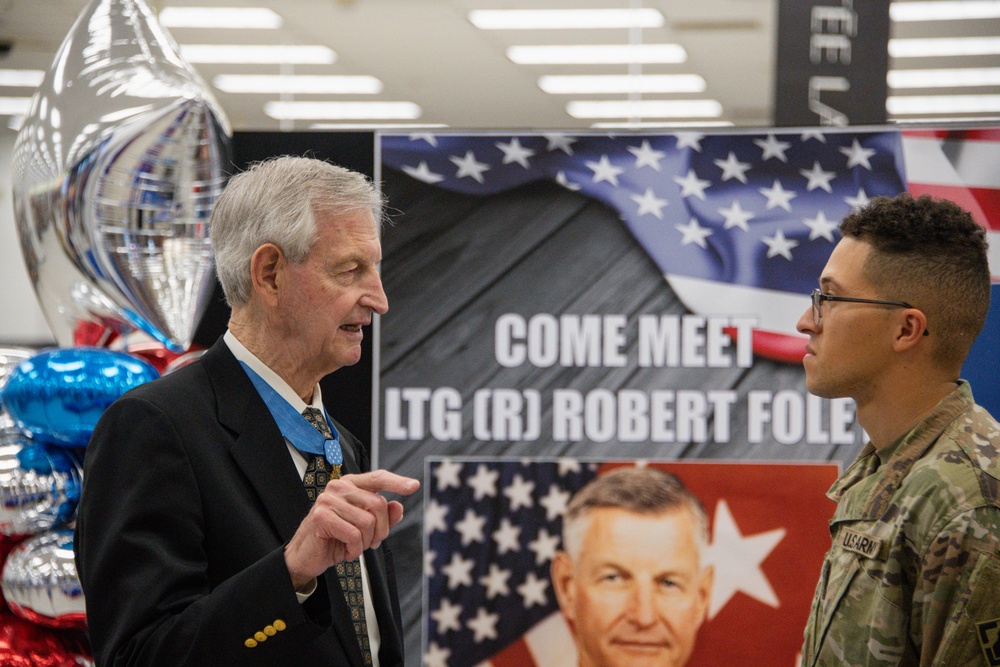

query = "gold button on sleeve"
(244, 638), (258, 649)
(264, 625), (276, 636)
(254, 631), (267, 642)
(273, 619), (287, 631)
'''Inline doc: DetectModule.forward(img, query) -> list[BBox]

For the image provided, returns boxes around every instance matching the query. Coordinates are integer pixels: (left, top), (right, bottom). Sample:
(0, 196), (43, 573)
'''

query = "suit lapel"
(202, 341), (309, 543)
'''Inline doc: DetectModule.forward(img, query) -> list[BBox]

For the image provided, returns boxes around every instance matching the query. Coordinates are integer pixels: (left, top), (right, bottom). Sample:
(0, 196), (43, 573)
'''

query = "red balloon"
(0, 611), (91, 667)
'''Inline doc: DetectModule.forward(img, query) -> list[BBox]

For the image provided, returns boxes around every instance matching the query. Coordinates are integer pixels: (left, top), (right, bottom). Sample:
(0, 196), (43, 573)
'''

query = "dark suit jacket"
(75, 339), (405, 666)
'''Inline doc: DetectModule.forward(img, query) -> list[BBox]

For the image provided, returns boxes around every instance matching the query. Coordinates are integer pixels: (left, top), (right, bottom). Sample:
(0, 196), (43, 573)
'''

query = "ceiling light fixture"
(890, 1), (1000, 21)
(213, 74), (383, 94)
(310, 123), (449, 130)
(159, 7), (283, 29)
(888, 67), (1000, 88)
(889, 37), (1000, 57)
(887, 94), (1000, 114)
(0, 70), (45, 87)
(539, 74), (706, 94)
(469, 9), (664, 30)
(264, 101), (422, 120)
(180, 45), (336, 64)
(567, 99), (723, 118)
(591, 120), (734, 128)
(508, 44), (687, 65)
(0, 97), (33, 115)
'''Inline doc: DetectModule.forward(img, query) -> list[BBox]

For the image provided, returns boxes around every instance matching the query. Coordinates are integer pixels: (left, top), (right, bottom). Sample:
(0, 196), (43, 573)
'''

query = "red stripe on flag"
(907, 183), (1000, 231)
(902, 128), (1000, 142)
(724, 328), (809, 365)
(490, 638), (539, 667)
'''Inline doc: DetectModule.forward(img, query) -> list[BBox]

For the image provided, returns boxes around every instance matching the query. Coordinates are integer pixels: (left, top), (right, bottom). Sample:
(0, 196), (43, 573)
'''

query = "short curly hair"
(839, 193), (990, 368)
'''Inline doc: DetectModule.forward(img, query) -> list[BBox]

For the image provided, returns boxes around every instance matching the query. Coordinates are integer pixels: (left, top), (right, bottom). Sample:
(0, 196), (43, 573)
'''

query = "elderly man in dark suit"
(76, 156), (419, 666)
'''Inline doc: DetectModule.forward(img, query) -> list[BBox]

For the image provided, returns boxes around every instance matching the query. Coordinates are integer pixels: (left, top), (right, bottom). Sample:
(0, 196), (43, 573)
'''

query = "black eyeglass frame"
(810, 289), (930, 335)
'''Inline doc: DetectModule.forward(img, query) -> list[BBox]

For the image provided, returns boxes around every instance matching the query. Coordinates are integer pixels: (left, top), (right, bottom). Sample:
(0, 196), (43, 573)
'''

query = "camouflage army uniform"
(801, 382), (1000, 666)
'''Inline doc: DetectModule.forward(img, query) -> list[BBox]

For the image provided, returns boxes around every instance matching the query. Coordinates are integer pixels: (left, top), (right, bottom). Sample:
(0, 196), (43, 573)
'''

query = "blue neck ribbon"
(238, 361), (343, 468)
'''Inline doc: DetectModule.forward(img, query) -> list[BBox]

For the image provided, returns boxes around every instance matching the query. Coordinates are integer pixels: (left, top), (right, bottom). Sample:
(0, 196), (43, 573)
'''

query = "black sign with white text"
(774, 0), (891, 126)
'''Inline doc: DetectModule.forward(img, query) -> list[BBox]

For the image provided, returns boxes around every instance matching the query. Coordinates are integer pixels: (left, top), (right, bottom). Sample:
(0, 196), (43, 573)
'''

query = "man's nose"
(626, 583), (657, 627)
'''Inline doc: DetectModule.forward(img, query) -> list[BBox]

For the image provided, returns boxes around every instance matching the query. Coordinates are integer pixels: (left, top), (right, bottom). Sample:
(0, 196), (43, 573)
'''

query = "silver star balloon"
(1, 528), (86, 629)
(11, 0), (231, 352)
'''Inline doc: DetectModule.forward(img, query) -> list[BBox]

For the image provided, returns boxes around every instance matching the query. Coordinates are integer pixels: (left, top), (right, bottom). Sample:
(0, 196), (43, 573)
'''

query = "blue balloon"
(1, 347), (159, 447)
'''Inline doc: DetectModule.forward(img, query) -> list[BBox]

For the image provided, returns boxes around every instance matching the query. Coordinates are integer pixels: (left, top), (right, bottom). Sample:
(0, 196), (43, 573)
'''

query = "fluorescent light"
(310, 123), (449, 129)
(469, 9), (664, 30)
(887, 94), (1000, 114)
(888, 67), (1000, 88)
(890, 1), (1000, 21)
(889, 37), (1000, 57)
(567, 99), (723, 119)
(508, 44), (687, 65)
(0, 97), (32, 115)
(213, 74), (382, 94)
(539, 74), (705, 94)
(0, 70), (44, 87)
(264, 101), (422, 120)
(159, 7), (283, 29)
(179, 45), (336, 64)
(591, 120), (734, 128)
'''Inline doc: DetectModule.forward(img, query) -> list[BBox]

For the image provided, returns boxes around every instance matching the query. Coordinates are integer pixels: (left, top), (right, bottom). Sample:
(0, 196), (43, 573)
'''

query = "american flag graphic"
(380, 128), (1000, 364)
(423, 459), (839, 667)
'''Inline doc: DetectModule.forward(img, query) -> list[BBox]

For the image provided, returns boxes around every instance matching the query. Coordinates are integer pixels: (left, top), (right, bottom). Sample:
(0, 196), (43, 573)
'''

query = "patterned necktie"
(301, 407), (373, 666)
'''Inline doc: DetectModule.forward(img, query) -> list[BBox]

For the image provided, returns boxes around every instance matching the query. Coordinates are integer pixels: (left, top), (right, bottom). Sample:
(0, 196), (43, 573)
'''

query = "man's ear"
(893, 308), (929, 352)
(249, 243), (284, 306)
(696, 565), (715, 622)
(551, 551), (577, 623)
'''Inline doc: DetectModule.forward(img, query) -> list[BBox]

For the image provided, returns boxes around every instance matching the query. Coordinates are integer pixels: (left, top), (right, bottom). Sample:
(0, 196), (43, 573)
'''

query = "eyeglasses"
(810, 289), (930, 335)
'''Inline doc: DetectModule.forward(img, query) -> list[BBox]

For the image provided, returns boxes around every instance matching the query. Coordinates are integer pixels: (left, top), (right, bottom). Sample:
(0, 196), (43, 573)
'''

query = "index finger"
(346, 469), (420, 496)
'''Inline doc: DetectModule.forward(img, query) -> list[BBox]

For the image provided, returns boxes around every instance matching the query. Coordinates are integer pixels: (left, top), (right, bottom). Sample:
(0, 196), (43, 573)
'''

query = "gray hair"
(561, 467), (710, 562)
(211, 155), (385, 307)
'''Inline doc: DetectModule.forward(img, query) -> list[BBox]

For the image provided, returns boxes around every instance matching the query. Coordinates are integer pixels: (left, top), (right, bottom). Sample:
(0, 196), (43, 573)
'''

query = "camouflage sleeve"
(917, 505), (1000, 665)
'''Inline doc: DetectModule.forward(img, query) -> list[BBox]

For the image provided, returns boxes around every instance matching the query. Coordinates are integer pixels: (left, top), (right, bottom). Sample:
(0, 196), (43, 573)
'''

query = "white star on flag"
(544, 133), (576, 155)
(800, 161), (836, 193)
(528, 528), (561, 565)
(702, 499), (787, 620)
(442, 552), (475, 589)
(555, 171), (581, 191)
(424, 499), (449, 534)
(674, 132), (705, 151)
(714, 152), (751, 183)
(424, 642), (451, 667)
(425, 550), (436, 576)
(804, 210), (839, 241)
(760, 179), (797, 211)
(450, 151), (490, 183)
(718, 200), (754, 231)
(628, 139), (667, 170)
(517, 572), (550, 608)
(754, 134), (791, 162)
(631, 188), (669, 218)
(431, 598), (463, 634)
(467, 608), (500, 642)
(801, 130), (827, 143)
(676, 218), (713, 248)
(492, 518), (522, 555)
(402, 161), (444, 184)
(674, 169), (711, 200)
(504, 474), (536, 510)
(455, 509), (487, 546)
(497, 138), (536, 168)
(538, 484), (572, 521)
(557, 458), (582, 475)
(586, 155), (625, 186)
(467, 464), (500, 500)
(840, 138), (876, 170)
(763, 229), (799, 260)
(845, 187), (871, 209)
(480, 563), (513, 599)
(434, 459), (463, 491)
(409, 132), (438, 146)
